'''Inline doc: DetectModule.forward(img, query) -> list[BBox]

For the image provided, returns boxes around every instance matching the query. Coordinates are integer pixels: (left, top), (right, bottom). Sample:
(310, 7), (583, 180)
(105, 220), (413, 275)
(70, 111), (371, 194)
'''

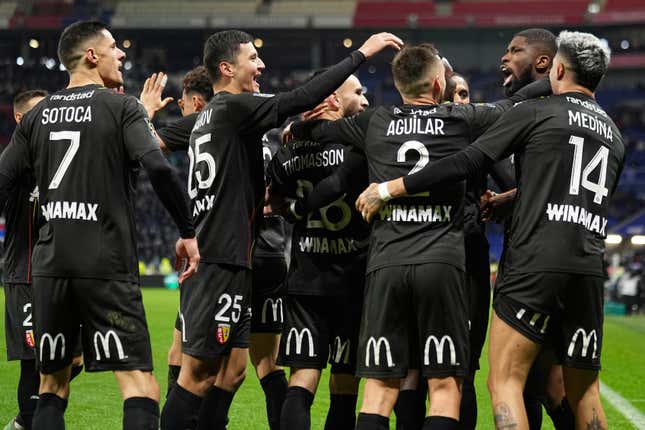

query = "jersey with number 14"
(1, 84), (161, 282)
(473, 93), (625, 276)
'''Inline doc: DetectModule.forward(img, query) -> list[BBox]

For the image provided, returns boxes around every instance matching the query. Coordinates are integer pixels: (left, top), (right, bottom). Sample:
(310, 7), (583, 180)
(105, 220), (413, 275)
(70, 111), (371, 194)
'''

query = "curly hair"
(182, 65), (213, 102)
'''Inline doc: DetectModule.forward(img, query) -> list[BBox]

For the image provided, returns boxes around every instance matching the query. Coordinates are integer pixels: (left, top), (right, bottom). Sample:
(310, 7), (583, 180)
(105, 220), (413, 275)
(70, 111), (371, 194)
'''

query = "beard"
(504, 67), (534, 97)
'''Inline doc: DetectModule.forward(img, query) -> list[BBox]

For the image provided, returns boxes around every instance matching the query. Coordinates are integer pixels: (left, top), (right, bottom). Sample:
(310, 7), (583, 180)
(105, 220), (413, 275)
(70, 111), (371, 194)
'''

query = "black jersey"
(186, 49), (368, 268)
(0, 84), (161, 282)
(472, 93), (625, 276)
(1, 175), (38, 284)
(268, 139), (369, 296)
(293, 101), (517, 273)
(254, 129), (288, 259)
(157, 112), (197, 152)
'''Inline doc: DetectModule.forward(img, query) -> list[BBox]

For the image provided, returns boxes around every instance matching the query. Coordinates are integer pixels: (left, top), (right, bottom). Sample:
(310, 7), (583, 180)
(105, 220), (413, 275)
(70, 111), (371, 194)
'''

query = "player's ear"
(327, 93), (341, 111)
(14, 112), (22, 123)
(534, 54), (551, 74)
(85, 47), (99, 66)
(219, 61), (235, 79)
(557, 62), (566, 81)
(432, 75), (442, 100)
(192, 95), (205, 112)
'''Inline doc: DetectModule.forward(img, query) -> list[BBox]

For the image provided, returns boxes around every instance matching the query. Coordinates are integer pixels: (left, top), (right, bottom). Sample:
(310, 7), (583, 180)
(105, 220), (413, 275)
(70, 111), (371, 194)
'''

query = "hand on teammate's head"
(358, 32), (404, 58)
(140, 72), (174, 119)
(175, 237), (200, 284)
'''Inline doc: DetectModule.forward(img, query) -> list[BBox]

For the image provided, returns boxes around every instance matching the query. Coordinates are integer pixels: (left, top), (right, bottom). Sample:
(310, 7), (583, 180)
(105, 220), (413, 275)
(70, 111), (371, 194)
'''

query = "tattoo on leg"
(587, 408), (605, 430)
(493, 402), (518, 429)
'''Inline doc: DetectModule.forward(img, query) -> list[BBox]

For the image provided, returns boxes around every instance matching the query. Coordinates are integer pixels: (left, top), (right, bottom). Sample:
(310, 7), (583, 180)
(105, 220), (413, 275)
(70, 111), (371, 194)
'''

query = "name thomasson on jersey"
(282, 149), (344, 176)
(41, 201), (99, 222)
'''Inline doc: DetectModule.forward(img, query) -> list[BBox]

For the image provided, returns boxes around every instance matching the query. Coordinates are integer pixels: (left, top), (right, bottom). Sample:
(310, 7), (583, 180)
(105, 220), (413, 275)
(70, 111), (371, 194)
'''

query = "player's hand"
(175, 237), (200, 284)
(358, 33), (404, 58)
(281, 122), (294, 145)
(356, 183), (385, 223)
(480, 188), (516, 222)
(140, 72), (173, 120)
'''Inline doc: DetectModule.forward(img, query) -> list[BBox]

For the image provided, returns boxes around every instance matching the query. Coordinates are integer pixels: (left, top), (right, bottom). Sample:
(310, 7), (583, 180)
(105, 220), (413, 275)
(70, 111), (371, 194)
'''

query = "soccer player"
(159, 30), (402, 430)
(3, 90), (47, 430)
(267, 72), (369, 430)
(289, 43), (550, 430)
(139, 66), (214, 396)
(0, 21), (199, 430)
(358, 31), (623, 430)
(445, 74), (470, 105)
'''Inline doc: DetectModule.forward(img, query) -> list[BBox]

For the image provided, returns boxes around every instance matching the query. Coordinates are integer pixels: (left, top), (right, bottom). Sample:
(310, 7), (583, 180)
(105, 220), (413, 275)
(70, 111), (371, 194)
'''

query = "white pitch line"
(600, 381), (645, 429)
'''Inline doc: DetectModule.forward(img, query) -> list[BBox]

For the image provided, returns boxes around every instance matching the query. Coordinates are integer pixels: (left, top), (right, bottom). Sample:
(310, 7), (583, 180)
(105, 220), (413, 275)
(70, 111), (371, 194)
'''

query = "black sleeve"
(139, 150), (195, 238)
(0, 125), (31, 209)
(404, 145), (494, 195)
(489, 158), (516, 191)
(461, 77), (552, 139)
(230, 50), (367, 135)
(122, 96), (161, 161)
(156, 113), (197, 152)
(303, 150), (367, 211)
(291, 109), (375, 150)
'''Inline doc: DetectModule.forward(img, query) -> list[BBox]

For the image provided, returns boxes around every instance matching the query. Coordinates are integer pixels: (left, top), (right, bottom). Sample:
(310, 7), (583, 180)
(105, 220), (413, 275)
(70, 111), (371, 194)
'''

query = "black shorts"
(251, 257), (287, 333)
(357, 263), (469, 379)
(180, 263), (252, 359)
(277, 291), (362, 374)
(32, 276), (152, 374)
(4, 283), (36, 361)
(493, 271), (604, 370)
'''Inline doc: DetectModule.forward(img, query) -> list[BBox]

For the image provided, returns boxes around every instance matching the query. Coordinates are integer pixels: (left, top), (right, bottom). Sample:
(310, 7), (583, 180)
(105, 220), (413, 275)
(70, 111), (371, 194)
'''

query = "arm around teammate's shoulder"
(291, 108), (376, 150)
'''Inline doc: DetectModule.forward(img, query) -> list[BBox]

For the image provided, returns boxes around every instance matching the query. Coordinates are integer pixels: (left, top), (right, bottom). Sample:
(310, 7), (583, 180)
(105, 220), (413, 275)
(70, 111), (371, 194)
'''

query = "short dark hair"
(203, 30), (254, 83)
(445, 73), (466, 100)
(13, 89), (48, 114)
(57, 20), (108, 71)
(557, 31), (611, 92)
(182, 66), (214, 102)
(514, 28), (557, 58)
(392, 43), (442, 98)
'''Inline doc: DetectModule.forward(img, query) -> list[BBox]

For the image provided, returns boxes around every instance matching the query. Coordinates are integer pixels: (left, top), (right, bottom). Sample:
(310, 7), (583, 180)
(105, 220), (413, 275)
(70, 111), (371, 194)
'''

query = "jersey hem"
(200, 257), (251, 269)
(31, 272), (139, 283)
(367, 258), (465, 274)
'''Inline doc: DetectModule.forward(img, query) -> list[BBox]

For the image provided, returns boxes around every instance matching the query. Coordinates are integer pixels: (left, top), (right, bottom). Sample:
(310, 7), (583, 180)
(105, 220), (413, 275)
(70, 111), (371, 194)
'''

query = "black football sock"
(459, 377), (477, 430)
(524, 391), (543, 430)
(31, 393), (67, 430)
(260, 370), (288, 430)
(356, 412), (389, 430)
(324, 393), (358, 430)
(160, 383), (202, 430)
(16, 359), (39, 430)
(280, 386), (314, 430)
(167, 365), (181, 397)
(197, 386), (235, 430)
(422, 416), (459, 430)
(123, 397), (159, 430)
(70, 364), (83, 381)
(545, 397), (575, 430)
(394, 389), (425, 430)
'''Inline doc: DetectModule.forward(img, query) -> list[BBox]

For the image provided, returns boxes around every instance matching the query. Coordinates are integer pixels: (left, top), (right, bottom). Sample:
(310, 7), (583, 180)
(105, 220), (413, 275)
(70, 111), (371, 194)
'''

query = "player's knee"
(428, 376), (460, 397)
(40, 372), (71, 398)
(228, 365), (247, 390)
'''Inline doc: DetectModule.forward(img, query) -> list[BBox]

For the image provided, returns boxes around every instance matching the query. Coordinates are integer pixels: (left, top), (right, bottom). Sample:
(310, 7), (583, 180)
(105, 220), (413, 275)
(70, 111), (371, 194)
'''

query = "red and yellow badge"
(216, 324), (231, 345)
(25, 330), (35, 349)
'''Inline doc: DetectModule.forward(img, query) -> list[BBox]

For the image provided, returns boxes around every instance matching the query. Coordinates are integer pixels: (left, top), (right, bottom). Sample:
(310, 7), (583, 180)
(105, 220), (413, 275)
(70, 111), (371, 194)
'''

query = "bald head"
(13, 90), (48, 123)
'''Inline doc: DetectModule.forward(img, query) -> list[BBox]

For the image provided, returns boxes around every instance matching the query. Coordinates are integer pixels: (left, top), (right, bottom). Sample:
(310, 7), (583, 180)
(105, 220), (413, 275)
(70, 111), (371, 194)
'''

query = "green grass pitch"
(1, 288), (644, 429)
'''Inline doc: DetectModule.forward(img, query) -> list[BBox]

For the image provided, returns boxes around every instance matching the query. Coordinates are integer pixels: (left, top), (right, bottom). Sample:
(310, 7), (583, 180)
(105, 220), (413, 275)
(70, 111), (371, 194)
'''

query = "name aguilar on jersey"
(39, 101), (99, 222)
(545, 97), (613, 236)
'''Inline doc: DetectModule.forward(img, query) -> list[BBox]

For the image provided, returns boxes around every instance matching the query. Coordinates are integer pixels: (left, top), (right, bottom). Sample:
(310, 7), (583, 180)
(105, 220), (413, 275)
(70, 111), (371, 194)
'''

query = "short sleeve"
(122, 96), (162, 161)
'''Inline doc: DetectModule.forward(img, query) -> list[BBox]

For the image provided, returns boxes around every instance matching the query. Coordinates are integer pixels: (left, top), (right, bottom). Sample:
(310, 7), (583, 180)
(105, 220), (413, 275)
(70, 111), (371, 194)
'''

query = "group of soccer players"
(0, 17), (624, 430)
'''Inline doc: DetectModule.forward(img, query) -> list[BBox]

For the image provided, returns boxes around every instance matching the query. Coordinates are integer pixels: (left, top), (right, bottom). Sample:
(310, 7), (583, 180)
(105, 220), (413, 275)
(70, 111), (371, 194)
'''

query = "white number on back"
(48, 131), (80, 189)
(397, 140), (430, 196)
(568, 135), (609, 205)
(296, 179), (352, 232)
(188, 133), (216, 199)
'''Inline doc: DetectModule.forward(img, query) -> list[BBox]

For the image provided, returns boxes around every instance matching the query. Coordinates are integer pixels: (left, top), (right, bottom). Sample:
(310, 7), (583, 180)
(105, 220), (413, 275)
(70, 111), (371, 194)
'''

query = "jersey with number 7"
(472, 93), (624, 276)
(0, 84), (161, 282)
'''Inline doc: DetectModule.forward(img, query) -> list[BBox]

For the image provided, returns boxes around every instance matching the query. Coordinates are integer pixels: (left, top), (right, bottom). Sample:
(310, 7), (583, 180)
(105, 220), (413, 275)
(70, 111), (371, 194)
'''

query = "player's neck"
(401, 94), (440, 106)
(67, 69), (106, 89)
(319, 110), (343, 121)
(213, 81), (244, 95)
(554, 82), (594, 98)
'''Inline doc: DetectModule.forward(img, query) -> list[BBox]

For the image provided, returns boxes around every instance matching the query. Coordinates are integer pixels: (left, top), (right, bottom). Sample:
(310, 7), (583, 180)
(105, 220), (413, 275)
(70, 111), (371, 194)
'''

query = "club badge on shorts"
(216, 324), (231, 344)
(25, 330), (35, 348)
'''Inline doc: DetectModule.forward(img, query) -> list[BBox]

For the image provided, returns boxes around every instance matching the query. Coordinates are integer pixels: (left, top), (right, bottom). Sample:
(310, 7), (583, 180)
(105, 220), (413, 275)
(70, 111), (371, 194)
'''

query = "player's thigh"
(465, 238), (491, 373)
(277, 294), (330, 370)
(75, 278), (152, 372)
(32, 277), (80, 374)
(411, 263), (469, 379)
(251, 257), (287, 335)
(357, 266), (411, 379)
(180, 263), (252, 359)
(4, 283), (36, 361)
(557, 274), (604, 371)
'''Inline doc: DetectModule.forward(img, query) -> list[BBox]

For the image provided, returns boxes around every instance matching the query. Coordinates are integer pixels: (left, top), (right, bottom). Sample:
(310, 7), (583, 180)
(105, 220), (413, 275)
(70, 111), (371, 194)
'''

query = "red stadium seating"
(593, 0), (645, 24)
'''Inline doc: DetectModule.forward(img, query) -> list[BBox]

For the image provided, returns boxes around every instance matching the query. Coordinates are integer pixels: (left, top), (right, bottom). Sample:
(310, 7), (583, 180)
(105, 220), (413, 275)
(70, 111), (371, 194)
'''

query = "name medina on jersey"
(41, 200), (99, 222)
